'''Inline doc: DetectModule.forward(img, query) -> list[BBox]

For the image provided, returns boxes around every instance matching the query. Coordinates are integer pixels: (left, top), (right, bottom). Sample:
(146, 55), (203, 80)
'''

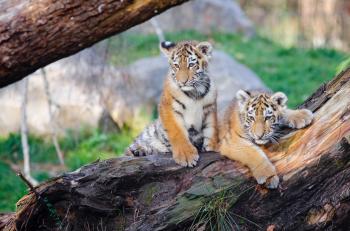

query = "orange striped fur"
(126, 40), (218, 167)
(219, 90), (313, 188)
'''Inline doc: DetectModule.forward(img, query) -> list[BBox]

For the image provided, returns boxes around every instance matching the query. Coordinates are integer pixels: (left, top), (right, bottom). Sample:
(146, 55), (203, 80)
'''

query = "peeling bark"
(0, 0), (189, 87)
(1, 68), (350, 230)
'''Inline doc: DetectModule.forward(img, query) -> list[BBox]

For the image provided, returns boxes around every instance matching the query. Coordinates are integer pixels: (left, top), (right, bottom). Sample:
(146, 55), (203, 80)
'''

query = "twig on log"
(16, 172), (38, 199)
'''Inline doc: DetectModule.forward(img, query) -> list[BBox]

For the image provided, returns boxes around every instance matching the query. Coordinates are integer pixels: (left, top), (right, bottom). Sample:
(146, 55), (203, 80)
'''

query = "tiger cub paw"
(126, 146), (150, 157)
(265, 175), (280, 189)
(202, 137), (219, 152)
(173, 144), (199, 167)
(287, 109), (314, 129)
(252, 164), (279, 189)
(202, 144), (216, 152)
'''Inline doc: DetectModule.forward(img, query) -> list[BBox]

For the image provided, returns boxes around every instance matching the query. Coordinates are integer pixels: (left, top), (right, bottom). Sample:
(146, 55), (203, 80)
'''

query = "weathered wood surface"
(1, 68), (350, 231)
(0, 0), (189, 87)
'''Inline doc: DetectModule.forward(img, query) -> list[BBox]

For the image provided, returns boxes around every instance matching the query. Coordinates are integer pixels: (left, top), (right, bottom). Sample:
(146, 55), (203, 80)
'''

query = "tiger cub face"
(236, 90), (288, 145)
(160, 40), (213, 99)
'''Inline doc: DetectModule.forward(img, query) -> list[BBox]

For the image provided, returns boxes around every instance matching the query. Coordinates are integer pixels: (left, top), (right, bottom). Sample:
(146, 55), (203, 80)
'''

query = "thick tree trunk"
(0, 0), (189, 87)
(1, 68), (350, 231)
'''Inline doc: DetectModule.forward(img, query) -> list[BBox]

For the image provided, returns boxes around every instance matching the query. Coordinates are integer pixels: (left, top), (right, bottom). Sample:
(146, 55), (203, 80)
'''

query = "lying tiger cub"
(219, 90), (313, 188)
(126, 40), (218, 167)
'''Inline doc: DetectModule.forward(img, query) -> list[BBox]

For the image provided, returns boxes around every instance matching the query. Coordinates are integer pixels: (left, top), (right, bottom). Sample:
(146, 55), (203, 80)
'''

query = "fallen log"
(0, 0), (189, 87)
(1, 68), (350, 231)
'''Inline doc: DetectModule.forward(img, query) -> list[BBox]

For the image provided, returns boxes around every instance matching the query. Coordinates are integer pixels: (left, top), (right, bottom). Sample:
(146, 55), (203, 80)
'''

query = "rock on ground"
(131, 0), (255, 37)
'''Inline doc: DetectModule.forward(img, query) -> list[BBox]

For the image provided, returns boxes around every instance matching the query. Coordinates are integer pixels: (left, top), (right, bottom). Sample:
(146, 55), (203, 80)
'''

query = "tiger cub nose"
(253, 124), (264, 139)
(180, 77), (189, 84)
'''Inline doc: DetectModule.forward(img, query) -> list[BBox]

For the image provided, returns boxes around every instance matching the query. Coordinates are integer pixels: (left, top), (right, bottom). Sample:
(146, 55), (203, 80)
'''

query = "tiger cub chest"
(183, 103), (204, 130)
(172, 96), (213, 132)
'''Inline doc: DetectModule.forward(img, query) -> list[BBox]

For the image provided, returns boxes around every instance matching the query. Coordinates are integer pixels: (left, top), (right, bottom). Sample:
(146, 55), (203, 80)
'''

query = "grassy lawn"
(0, 31), (348, 212)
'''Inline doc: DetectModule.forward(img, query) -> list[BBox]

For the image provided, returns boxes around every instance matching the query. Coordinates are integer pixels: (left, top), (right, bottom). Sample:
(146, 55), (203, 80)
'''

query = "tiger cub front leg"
(220, 137), (279, 189)
(283, 108), (313, 129)
(160, 102), (199, 167)
(202, 103), (218, 152)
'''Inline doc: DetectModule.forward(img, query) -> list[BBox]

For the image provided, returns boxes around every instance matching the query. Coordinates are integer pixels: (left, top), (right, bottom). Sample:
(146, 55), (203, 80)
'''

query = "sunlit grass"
(336, 57), (350, 74)
(189, 185), (259, 231)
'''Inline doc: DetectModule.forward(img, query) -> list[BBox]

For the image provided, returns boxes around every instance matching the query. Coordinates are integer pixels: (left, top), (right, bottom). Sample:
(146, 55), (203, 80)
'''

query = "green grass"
(190, 188), (240, 231)
(0, 128), (134, 170)
(1, 31), (348, 212)
(189, 185), (258, 231)
(64, 128), (135, 170)
(0, 162), (27, 211)
(336, 57), (350, 74)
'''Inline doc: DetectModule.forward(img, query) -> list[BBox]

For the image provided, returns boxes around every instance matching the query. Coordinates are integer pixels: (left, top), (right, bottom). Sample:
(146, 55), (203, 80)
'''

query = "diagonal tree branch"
(0, 0), (189, 87)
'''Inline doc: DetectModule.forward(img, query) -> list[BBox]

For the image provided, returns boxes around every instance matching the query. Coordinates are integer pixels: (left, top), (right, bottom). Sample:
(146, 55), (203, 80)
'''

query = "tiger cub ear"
(236, 89), (251, 109)
(196, 41), (213, 59)
(271, 92), (288, 107)
(160, 41), (176, 57)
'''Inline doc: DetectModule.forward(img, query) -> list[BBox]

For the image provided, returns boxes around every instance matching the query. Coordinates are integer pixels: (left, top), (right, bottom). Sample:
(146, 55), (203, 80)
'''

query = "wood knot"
(306, 203), (335, 225)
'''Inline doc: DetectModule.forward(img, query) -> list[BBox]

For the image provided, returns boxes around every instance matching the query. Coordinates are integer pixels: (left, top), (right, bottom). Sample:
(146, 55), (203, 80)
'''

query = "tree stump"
(1, 68), (350, 231)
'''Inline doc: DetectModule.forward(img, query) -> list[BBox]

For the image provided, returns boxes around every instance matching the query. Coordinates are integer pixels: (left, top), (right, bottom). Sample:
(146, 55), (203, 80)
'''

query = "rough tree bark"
(1, 68), (350, 231)
(0, 0), (189, 87)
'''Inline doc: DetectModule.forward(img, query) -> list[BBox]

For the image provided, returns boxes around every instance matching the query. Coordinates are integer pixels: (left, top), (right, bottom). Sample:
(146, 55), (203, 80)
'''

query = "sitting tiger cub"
(126, 40), (218, 167)
(219, 90), (313, 188)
